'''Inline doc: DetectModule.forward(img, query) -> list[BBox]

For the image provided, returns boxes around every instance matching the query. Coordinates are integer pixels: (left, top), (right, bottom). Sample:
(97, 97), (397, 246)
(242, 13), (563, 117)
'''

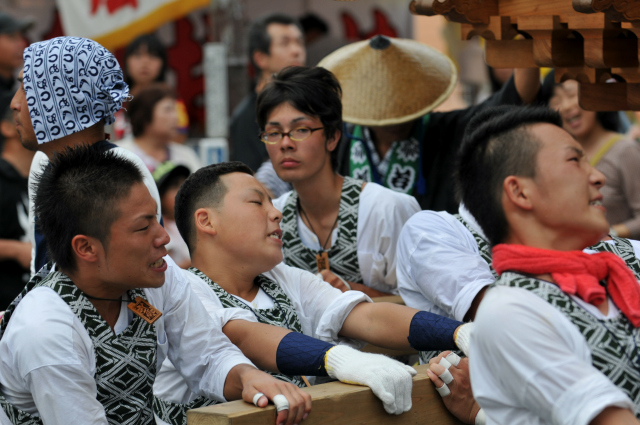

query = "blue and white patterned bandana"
(22, 37), (129, 144)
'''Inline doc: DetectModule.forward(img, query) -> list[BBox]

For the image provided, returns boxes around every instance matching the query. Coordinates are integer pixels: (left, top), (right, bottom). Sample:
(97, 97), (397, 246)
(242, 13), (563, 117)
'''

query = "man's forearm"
(514, 68), (541, 104)
(350, 282), (392, 298)
(590, 406), (640, 425)
(340, 302), (462, 351)
(0, 239), (30, 262)
(222, 320), (291, 372)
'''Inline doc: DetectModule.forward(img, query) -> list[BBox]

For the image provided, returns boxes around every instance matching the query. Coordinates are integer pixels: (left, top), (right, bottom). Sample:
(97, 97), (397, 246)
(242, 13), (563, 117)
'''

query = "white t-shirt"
(396, 205), (493, 321)
(117, 138), (202, 173)
(0, 256), (253, 425)
(153, 262), (370, 413)
(27, 147), (163, 276)
(471, 281), (637, 425)
(469, 238), (640, 425)
(273, 182), (420, 294)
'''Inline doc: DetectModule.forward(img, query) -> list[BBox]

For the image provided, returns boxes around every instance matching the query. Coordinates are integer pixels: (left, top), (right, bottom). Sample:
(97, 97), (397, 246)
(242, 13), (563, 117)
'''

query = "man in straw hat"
(257, 65), (421, 296)
(0, 143), (313, 425)
(451, 105), (640, 424)
(10, 36), (163, 277)
(319, 35), (540, 213)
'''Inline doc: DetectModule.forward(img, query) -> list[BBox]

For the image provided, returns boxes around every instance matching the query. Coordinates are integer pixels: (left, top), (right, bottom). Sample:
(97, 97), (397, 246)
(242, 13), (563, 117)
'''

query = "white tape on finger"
(272, 394), (290, 412)
(445, 353), (461, 367)
(435, 383), (450, 397)
(475, 408), (487, 425)
(438, 369), (454, 385)
(252, 392), (265, 407)
(438, 357), (452, 370)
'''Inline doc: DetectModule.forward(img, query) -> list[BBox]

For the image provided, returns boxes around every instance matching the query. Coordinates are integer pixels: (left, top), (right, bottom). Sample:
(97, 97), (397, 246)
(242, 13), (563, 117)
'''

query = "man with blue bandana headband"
(10, 36), (163, 275)
(2, 37), (316, 425)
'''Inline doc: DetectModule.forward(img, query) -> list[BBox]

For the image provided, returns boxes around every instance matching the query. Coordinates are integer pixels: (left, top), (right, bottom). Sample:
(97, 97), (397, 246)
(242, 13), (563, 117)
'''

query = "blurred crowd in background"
(3, 0), (640, 311)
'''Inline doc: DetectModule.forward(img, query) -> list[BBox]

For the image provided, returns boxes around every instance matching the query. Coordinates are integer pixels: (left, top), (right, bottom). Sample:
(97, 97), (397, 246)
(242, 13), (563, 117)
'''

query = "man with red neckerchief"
(458, 105), (640, 425)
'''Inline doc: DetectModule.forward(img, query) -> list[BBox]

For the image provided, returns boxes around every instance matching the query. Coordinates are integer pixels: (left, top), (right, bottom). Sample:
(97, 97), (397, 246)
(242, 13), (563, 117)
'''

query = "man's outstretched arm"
(339, 302), (470, 354)
(222, 319), (416, 415)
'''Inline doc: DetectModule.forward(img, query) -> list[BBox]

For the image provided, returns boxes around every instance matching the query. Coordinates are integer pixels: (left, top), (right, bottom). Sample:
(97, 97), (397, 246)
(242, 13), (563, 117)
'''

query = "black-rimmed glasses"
(259, 127), (324, 144)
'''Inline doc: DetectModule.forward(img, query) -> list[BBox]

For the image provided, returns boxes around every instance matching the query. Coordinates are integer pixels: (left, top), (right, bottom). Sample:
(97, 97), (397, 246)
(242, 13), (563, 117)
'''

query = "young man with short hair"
(152, 160), (472, 424)
(258, 66), (421, 297)
(11, 36), (162, 276)
(459, 105), (640, 424)
(0, 145), (311, 425)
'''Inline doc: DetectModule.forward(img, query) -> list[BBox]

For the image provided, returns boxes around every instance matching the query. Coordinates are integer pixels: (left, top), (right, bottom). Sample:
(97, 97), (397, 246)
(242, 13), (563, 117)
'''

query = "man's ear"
(253, 50), (270, 73)
(70, 235), (101, 264)
(326, 128), (341, 153)
(503, 176), (534, 210)
(194, 208), (217, 237)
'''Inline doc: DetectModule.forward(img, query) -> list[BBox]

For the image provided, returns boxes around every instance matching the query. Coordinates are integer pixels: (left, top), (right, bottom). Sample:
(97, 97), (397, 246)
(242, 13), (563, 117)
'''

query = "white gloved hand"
(325, 345), (417, 415)
(454, 323), (473, 357)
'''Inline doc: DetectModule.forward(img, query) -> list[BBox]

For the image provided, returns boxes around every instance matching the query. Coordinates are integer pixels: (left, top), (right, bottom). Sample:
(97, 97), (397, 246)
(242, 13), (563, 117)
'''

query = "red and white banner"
(55, 0), (209, 50)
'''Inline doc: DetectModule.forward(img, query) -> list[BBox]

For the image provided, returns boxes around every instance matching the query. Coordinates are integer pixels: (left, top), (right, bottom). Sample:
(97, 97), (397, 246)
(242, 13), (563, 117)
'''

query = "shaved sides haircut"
(174, 161), (254, 253)
(456, 105), (563, 247)
(34, 144), (143, 271)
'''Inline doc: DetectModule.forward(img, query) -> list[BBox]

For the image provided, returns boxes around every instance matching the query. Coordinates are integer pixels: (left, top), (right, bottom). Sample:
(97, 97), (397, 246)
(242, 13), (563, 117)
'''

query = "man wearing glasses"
(257, 66), (420, 297)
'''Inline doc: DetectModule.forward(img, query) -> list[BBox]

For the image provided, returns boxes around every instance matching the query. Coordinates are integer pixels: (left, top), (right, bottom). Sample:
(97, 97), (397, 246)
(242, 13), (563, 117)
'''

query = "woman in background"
(548, 76), (640, 239)
(118, 84), (201, 173)
(113, 34), (189, 140)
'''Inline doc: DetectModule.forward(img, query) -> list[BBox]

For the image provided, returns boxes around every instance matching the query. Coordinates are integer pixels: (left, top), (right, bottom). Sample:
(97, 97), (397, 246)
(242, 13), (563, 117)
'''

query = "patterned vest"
(0, 264), (157, 425)
(494, 271), (640, 416)
(153, 268), (306, 425)
(589, 236), (640, 280)
(281, 176), (363, 284)
(453, 214), (496, 277)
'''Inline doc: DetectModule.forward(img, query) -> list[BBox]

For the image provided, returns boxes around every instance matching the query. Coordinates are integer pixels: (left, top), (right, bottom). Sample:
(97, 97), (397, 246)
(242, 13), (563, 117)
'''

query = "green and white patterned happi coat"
(589, 236), (640, 280)
(418, 215), (496, 364)
(494, 270), (640, 416)
(153, 268), (306, 425)
(0, 264), (157, 425)
(454, 215), (497, 278)
(281, 176), (363, 284)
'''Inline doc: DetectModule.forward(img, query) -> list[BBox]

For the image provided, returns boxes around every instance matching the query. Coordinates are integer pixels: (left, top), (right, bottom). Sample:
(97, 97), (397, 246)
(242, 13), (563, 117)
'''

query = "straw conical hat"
(318, 35), (457, 126)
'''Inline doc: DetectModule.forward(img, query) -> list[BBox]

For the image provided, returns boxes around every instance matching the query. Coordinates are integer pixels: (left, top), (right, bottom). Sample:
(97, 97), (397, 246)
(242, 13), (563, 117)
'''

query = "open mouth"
(268, 230), (282, 240)
(566, 115), (580, 124)
(150, 258), (165, 268)
(589, 200), (603, 207)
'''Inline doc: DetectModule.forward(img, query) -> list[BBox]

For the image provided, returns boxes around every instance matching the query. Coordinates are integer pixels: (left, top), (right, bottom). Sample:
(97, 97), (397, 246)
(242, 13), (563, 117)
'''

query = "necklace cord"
(298, 200), (339, 251)
(82, 292), (133, 302)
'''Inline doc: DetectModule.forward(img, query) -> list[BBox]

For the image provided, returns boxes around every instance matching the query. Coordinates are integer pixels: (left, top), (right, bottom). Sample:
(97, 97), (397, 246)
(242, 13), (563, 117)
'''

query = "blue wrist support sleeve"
(276, 332), (333, 376)
(407, 311), (462, 351)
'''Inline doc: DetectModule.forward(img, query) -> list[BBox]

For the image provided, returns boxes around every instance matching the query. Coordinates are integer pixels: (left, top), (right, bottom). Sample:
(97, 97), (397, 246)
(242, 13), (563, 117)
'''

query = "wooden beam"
(409, 0), (498, 24)
(579, 81), (629, 110)
(187, 365), (464, 425)
(485, 39), (537, 67)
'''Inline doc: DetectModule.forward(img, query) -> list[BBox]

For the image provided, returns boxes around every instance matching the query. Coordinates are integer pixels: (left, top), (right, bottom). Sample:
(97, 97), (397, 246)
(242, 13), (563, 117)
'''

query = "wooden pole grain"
(187, 364), (463, 425)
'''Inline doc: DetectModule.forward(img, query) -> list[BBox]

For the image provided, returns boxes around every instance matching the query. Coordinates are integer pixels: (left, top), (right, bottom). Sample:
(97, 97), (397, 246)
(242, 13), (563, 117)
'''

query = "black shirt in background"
(0, 158), (29, 309)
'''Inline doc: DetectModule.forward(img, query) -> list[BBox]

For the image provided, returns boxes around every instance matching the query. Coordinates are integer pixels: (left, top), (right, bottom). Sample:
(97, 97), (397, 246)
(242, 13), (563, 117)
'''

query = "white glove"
(454, 323), (473, 357)
(325, 345), (417, 415)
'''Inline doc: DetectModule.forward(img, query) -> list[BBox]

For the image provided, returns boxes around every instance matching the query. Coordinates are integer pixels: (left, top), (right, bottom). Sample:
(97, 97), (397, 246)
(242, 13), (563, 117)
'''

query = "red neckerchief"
(492, 244), (640, 327)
